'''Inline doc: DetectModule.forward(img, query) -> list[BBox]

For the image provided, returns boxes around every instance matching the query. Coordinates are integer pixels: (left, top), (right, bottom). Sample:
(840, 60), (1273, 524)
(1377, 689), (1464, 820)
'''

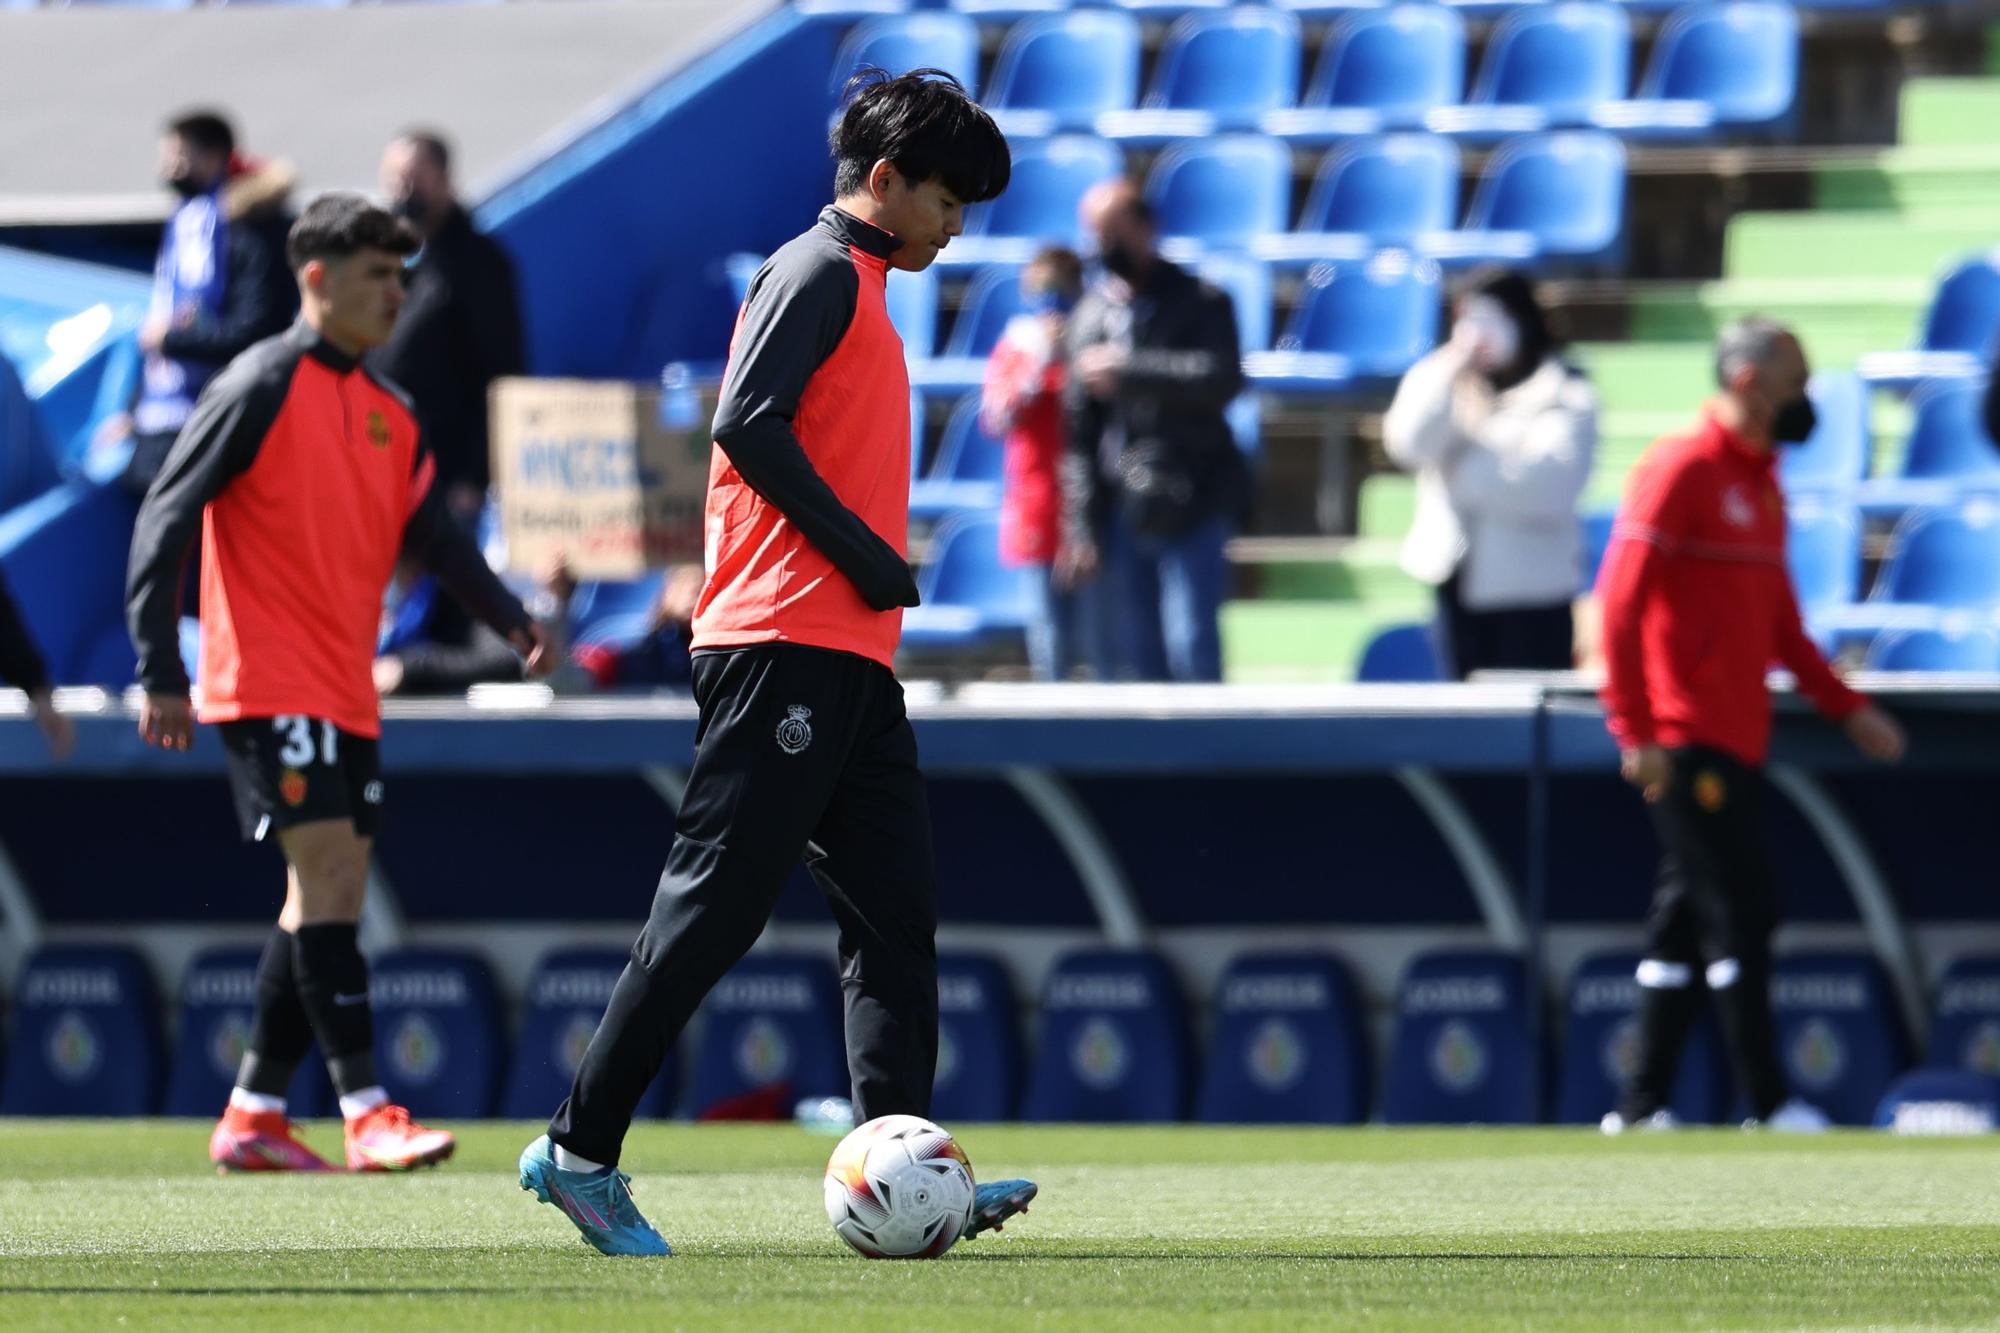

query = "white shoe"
(1749, 1098), (1831, 1134)
(1601, 1108), (1679, 1136)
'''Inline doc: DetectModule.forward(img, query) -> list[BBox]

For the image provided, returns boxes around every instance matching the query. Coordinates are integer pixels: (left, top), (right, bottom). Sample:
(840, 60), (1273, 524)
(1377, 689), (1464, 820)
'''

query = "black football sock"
(292, 922), (380, 1096)
(235, 925), (313, 1097)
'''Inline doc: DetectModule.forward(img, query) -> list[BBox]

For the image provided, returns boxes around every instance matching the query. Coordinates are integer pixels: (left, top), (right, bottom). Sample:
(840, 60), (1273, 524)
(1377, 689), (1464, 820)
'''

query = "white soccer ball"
(823, 1114), (976, 1260)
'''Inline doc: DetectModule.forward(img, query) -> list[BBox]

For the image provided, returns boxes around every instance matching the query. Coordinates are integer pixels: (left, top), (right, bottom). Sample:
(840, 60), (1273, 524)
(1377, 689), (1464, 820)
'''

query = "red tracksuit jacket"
(1597, 409), (1865, 767)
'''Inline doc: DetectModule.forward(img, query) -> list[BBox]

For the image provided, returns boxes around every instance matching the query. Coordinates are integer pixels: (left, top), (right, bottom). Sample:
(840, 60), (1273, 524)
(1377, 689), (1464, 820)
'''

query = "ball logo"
(280, 769), (309, 808)
(1788, 1017), (1846, 1090)
(1430, 1019), (1488, 1093)
(934, 1026), (960, 1090)
(1693, 770), (1727, 814)
(365, 410), (391, 450)
(736, 1017), (793, 1084)
(1072, 1016), (1129, 1090)
(1246, 1017), (1306, 1092)
(210, 1012), (253, 1079)
(390, 1013), (444, 1082)
(1601, 1017), (1642, 1085)
(558, 1013), (598, 1076)
(1964, 1021), (2000, 1076)
(775, 705), (813, 756)
(47, 1011), (101, 1083)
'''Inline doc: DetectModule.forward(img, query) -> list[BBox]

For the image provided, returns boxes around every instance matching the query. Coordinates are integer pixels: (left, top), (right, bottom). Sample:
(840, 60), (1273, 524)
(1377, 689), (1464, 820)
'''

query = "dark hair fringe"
(395, 129), (453, 177)
(286, 192), (422, 271)
(1454, 265), (1559, 362)
(830, 66), (1010, 205)
(166, 109), (235, 159)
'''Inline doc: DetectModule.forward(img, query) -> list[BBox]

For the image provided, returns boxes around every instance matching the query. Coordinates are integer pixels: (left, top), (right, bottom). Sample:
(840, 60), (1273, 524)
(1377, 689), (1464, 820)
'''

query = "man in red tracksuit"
(1597, 316), (1906, 1134)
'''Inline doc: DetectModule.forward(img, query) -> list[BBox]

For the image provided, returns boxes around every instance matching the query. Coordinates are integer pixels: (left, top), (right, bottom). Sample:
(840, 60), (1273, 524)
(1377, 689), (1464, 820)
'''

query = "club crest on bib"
(776, 705), (814, 755)
(365, 410), (391, 450)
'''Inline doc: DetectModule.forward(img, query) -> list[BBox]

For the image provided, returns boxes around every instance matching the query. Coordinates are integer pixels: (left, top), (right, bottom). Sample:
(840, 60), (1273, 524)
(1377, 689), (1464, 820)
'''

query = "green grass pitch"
(5, 1120), (2000, 1330)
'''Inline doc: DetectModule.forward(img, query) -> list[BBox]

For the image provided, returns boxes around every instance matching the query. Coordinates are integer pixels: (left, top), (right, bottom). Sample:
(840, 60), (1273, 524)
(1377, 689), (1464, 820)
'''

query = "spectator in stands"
(981, 245), (1101, 680)
(1061, 179), (1246, 683)
(0, 567), (74, 759)
(1383, 269), (1598, 680)
(110, 110), (296, 496)
(369, 130), (526, 523)
(565, 563), (703, 693)
(1597, 315), (1906, 1136)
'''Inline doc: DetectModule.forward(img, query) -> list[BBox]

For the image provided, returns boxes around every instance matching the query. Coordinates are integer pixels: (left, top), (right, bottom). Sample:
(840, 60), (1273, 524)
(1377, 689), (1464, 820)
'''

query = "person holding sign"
(126, 194), (549, 1174)
(519, 68), (1037, 1258)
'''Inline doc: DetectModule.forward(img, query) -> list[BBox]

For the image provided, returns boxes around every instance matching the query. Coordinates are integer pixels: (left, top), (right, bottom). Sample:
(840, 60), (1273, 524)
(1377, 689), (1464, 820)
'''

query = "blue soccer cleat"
(518, 1135), (671, 1257)
(962, 1177), (1038, 1239)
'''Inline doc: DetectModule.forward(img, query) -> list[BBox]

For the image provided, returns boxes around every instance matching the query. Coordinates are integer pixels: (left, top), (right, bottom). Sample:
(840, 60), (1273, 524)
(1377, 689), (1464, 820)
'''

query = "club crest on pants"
(776, 705), (814, 755)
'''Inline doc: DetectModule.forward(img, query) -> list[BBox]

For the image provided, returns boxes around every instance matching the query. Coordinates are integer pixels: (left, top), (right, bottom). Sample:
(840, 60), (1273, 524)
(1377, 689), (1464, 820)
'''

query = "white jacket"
(1382, 349), (1598, 611)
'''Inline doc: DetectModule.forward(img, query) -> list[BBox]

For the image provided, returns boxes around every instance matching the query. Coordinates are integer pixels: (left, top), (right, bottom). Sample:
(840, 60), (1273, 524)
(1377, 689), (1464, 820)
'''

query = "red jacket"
(1597, 409), (1865, 766)
(981, 318), (1066, 567)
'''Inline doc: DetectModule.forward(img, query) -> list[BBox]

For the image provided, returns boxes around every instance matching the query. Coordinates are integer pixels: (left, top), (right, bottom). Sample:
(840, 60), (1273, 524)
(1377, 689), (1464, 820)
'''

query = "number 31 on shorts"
(274, 715), (338, 767)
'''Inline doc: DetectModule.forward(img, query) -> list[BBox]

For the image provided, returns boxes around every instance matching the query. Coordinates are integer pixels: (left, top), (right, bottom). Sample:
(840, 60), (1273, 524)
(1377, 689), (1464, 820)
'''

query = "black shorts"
(218, 715), (384, 843)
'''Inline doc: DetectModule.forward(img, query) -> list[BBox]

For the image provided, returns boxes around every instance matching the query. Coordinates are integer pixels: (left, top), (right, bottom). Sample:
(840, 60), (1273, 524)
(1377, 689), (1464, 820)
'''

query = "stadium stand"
(1, 946), (162, 1116)
(1383, 950), (1541, 1124)
(910, 394), (1005, 520)
(1926, 956), (2000, 1078)
(1024, 949), (1193, 1122)
(931, 952), (1023, 1121)
(685, 954), (848, 1119)
(1253, 133), (1461, 267)
(1262, 5), (1468, 142)
(1425, 2), (1632, 140)
(1355, 621), (1444, 682)
(1097, 7), (1303, 142)
(1196, 951), (1371, 1124)
(369, 950), (506, 1120)
(1769, 952), (1910, 1126)
(501, 949), (675, 1121)
(899, 511), (1038, 654)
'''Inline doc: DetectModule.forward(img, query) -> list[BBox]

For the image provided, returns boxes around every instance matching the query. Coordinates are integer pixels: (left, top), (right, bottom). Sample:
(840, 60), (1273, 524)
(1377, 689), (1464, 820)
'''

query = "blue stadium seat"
(2, 946), (162, 1116)
(1859, 252), (2000, 386)
(1872, 501), (2000, 611)
(1427, 3), (1631, 139)
(1383, 950), (1540, 1124)
(1928, 957), (2000, 1078)
(1358, 623), (1444, 682)
(1254, 134), (1460, 267)
(1197, 952), (1371, 1123)
(887, 266), (939, 360)
(1023, 949), (1192, 1122)
(687, 954), (847, 1118)
(369, 951), (505, 1119)
(911, 393), (1005, 519)
(1097, 8), (1303, 142)
(1779, 373), (1870, 493)
(164, 948), (333, 1118)
(983, 10), (1142, 138)
(1771, 953), (1909, 1126)
(570, 572), (667, 648)
(722, 251), (762, 310)
(943, 264), (1029, 360)
(1263, 6), (1467, 142)
(1866, 622), (2000, 673)
(1554, 953), (1728, 1124)
(931, 953), (1022, 1121)
(1196, 253), (1273, 353)
(1147, 134), (1292, 261)
(1853, 378), (1999, 517)
(1581, 508), (1616, 590)
(900, 512), (1038, 650)
(830, 13), (981, 99)
(943, 135), (1122, 267)
(501, 950), (675, 1120)
(1592, 1), (1800, 139)
(1786, 498), (1861, 614)
(1246, 250), (1441, 391)
(947, 0), (1072, 16)
(1873, 1068), (2000, 1133)
(1423, 131), (1627, 267)
(910, 388), (928, 479)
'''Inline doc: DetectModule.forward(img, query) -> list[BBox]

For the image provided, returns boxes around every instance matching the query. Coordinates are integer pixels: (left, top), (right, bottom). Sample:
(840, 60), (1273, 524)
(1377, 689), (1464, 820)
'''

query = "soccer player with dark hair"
(519, 69), (1032, 1257)
(127, 193), (548, 1173)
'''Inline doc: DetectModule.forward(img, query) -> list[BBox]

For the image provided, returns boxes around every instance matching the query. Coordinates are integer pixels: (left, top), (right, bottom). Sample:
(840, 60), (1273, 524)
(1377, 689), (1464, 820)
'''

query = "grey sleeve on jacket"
(710, 250), (918, 612)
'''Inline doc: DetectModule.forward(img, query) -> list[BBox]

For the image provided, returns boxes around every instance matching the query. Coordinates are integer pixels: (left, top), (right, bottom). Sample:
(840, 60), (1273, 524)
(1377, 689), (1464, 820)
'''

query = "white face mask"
(1452, 295), (1521, 373)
